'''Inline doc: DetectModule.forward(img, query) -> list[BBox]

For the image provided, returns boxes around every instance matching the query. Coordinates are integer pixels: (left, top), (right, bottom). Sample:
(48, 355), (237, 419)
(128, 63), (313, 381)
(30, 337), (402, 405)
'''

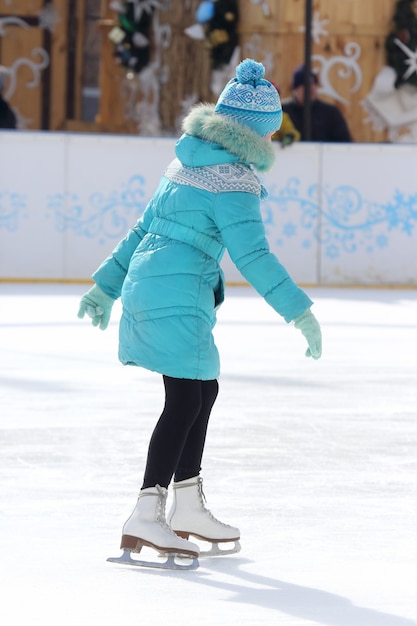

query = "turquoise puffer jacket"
(93, 104), (312, 379)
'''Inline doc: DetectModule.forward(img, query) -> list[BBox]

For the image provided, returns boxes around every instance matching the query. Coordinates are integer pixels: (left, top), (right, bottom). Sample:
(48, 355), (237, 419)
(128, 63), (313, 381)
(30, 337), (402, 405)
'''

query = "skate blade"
(200, 540), (241, 557)
(107, 549), (199, 570)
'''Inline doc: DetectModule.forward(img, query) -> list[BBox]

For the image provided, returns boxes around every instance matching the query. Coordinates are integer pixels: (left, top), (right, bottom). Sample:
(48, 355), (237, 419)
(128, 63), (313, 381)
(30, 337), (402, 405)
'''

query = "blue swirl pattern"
(263, 178), (417, 259)
(0, 192), (28, 231)
(47, 175), (147, 245)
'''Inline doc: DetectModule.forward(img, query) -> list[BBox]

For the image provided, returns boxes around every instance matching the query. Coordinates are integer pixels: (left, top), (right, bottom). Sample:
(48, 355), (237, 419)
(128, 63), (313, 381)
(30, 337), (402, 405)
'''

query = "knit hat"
(291, 64), (318, 90)
(214, 59), (282, 136)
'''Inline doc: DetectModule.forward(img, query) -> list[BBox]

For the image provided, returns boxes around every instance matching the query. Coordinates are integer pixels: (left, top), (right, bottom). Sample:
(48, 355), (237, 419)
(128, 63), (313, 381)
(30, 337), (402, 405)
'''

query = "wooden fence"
(1, 0), (409, 142)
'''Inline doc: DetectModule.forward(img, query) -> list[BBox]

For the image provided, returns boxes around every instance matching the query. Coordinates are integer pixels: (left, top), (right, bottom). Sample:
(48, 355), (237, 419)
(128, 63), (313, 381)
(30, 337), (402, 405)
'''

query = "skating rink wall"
(1, 131), (416, 286)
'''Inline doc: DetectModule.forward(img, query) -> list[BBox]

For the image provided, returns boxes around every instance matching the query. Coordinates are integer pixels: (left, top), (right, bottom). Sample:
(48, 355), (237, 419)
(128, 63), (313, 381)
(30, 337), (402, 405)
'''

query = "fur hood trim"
(182, 103), (275, 173)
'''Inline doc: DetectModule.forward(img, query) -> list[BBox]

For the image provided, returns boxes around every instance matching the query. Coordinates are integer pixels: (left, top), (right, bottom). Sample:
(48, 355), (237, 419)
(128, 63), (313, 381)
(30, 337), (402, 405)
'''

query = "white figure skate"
(107, 485), (199, 570)
(168, 476), (241, 557)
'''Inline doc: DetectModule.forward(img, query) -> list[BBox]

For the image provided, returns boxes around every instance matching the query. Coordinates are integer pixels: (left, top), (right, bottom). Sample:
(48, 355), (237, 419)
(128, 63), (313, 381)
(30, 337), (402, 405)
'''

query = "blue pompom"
(236, 59), (265, 85)
(196, 1), (215, 23)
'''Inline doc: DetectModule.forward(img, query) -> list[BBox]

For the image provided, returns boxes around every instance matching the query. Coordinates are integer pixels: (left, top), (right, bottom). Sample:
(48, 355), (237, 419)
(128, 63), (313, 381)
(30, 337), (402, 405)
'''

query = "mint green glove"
(293, 309), (322, 359)
(77, 284), (115, 330)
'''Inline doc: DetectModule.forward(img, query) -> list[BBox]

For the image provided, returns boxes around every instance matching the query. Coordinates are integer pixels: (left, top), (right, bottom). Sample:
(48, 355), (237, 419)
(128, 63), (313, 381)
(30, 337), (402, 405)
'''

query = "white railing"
(1, 131), (416, 285)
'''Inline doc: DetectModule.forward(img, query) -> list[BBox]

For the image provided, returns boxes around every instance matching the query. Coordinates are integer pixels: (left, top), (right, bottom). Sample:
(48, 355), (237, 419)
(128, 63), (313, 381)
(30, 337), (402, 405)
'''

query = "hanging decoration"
(362, 0), (417, 142)
(361, 0), (417, 143)
(109, 0), (164, 74)
(194, 0), (239, 71)
(119, 7), (171, 135)
(185, 0), (239, 96)
(385, 0), (417, 88)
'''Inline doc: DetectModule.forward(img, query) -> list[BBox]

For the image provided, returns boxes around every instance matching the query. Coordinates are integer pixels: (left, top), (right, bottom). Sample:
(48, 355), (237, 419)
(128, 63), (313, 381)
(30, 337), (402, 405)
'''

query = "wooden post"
(303, 0), (312, 141)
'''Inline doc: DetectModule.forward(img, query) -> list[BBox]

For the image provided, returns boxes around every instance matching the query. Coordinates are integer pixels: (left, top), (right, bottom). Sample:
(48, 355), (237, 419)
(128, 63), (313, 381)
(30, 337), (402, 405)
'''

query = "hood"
(175, 103), (275, 173)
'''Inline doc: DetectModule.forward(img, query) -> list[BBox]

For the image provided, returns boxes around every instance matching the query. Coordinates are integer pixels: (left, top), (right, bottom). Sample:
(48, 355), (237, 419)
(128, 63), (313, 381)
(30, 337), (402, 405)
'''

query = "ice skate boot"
(107, 485), (199, 570)
(168, 476), (241, 557)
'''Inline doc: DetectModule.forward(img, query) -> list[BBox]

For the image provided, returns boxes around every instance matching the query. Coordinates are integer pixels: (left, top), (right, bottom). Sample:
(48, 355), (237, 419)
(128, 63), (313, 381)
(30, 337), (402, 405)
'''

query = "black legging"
(141, 376), (219, 489)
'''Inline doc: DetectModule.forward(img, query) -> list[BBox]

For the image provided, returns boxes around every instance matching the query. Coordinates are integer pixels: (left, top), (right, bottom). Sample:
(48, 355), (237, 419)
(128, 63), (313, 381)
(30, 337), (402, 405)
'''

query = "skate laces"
(153, 485), (180, 536)
(196, 478), (233, 529)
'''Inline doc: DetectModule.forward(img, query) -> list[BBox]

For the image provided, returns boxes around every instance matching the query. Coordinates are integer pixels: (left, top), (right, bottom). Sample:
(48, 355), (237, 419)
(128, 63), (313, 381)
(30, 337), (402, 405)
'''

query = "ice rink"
(1, 283), (416, 626)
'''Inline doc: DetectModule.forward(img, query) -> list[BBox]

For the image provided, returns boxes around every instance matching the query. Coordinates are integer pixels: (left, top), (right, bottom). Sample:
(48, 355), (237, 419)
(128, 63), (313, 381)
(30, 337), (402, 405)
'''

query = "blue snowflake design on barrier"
(263, 178), (417, 259)
(0, 192), (28, 231)
(47, 175), (147, 244)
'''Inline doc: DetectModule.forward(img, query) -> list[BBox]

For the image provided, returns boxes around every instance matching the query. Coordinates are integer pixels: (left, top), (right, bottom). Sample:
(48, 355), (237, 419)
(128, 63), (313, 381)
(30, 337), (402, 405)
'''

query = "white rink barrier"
(1, 131), (416, 286)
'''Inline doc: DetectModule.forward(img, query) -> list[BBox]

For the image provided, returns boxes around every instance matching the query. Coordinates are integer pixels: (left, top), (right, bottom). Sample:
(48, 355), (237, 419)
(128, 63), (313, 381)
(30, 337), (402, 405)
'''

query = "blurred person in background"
(269, 81), (301, 147)
(282, 64), (352, 142)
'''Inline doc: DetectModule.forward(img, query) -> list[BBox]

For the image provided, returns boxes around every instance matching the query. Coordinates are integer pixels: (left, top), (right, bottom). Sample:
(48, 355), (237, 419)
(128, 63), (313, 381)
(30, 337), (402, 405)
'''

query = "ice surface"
(1, 283), (416, 626)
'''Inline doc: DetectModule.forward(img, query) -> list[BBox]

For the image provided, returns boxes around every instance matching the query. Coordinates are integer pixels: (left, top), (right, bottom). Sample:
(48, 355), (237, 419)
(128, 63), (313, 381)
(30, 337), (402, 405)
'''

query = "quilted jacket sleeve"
(92, 199), (155, 299)
(213, 191), (312, 322)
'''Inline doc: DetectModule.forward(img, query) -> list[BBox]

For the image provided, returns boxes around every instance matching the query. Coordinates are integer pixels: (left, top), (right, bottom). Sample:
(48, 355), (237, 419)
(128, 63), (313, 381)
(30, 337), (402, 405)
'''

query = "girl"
(78, 59), (322, 569)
